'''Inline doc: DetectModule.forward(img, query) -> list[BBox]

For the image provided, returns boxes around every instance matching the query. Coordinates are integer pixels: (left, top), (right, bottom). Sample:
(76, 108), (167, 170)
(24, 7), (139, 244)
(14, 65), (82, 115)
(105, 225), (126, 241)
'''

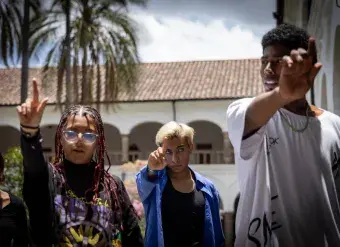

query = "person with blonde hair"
(136, 121), (224, 247)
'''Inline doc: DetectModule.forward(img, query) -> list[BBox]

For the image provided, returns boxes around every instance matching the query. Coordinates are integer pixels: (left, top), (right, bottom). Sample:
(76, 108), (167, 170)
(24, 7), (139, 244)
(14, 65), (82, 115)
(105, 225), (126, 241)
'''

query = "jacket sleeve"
(211, 184), (225, 247)
(116, 177), (144, 247)
(136, 165), (166, 204)
(21, 132), (56, 246)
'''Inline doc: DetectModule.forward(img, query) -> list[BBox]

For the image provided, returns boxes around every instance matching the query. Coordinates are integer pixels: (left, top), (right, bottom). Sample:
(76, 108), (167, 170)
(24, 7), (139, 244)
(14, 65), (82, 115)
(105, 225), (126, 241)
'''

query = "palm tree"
(21, 0), (42, 103)
(31, 0), (146, 108)
(0, 0), (22, 67)
(0, 0), (42, 103)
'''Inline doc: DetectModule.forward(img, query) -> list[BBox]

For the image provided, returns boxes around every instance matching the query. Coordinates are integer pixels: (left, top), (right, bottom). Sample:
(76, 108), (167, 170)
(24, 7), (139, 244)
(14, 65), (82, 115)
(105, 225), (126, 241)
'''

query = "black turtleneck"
(63, 159), (95, 199)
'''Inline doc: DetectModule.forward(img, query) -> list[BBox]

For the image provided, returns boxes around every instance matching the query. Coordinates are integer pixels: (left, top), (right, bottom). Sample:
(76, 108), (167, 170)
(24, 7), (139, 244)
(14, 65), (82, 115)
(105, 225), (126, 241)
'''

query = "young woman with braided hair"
(17, 79), (143, 247)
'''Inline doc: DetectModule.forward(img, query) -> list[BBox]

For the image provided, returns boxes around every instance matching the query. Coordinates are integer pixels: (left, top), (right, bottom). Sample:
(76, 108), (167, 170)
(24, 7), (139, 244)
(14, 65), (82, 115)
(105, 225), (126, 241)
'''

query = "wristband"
(20, 127), (39, 138)
(20, 124), (40, 129)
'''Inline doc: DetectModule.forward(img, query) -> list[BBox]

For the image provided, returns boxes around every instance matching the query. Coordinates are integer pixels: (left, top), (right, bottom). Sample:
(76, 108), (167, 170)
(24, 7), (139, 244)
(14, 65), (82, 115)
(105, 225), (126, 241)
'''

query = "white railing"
(190, 150), (224, 164)
(107, 151), (122, 166)
(43, 150), (226, 165)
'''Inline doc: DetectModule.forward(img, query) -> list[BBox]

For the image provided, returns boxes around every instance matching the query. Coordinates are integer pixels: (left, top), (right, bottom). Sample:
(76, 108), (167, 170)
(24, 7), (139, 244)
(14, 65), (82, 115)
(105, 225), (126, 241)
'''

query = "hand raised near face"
(147, 147), (166, 171)
(276, 37), (322, 102)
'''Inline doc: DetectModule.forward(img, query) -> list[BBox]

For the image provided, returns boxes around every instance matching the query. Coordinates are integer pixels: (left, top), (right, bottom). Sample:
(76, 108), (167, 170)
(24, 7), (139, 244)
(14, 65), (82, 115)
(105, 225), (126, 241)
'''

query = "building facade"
(0, 59), (263, 216)
(280, 0), (340, 115)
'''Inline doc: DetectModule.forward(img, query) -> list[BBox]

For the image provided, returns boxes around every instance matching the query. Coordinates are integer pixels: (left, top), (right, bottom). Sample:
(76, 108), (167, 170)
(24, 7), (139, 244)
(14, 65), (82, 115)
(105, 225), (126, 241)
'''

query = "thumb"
(37, 97), (49, 113)
(308, 62), (322, 84)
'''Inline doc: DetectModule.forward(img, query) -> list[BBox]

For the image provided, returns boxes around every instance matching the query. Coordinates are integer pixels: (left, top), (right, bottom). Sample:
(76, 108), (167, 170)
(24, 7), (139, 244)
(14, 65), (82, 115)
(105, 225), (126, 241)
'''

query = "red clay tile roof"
(0, 59), (264, 106)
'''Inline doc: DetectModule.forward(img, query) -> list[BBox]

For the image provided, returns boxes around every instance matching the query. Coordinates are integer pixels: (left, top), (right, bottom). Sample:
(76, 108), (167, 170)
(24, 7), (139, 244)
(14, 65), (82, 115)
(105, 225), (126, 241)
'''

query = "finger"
(282, 55), (293, 68)
(158, 156), (166, 166)
(307, 37), (317, 64)
(154, 151), (160, 159)
(308, 62), (322, 83)
(37, 97), (49, 113)
(32, 78), (40, 103)
(21, 103), (27, 116)
(16, 106), (23, 115)
(297, 48), (308, 59)
(157, 147), (164, 157)
(25, 98), (32, 110)
(26, 102), (32, 117)
(290, 50), (302, 63)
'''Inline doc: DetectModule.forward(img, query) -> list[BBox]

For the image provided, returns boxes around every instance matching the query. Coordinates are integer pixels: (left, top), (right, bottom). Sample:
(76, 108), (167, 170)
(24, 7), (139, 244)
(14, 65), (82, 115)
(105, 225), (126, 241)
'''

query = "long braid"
(52, 105), (129, 229)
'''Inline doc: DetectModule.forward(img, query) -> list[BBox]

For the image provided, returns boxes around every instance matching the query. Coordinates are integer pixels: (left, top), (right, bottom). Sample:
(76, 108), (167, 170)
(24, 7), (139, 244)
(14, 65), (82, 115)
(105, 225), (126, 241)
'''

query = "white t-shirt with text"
(227, 98), (340, 247)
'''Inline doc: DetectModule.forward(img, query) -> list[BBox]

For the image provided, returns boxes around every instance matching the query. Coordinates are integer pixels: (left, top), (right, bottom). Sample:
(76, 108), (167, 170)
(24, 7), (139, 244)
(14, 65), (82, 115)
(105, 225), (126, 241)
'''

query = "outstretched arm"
(18, 79), (54, 246)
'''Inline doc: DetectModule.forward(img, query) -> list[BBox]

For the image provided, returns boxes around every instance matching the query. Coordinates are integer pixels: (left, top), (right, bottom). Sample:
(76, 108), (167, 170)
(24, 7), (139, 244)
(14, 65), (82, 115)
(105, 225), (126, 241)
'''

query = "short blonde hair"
(155, 121), (195, 147)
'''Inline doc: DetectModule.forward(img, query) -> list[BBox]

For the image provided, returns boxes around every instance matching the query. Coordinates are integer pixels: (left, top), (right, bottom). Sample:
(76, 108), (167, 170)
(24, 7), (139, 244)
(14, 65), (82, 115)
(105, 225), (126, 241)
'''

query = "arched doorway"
(0, 126), (20, 153)
(103, 124), (121, 165)
(40, 125), (58, 162)
(129, 122), (163, 161)
(188, 121), (224, 164)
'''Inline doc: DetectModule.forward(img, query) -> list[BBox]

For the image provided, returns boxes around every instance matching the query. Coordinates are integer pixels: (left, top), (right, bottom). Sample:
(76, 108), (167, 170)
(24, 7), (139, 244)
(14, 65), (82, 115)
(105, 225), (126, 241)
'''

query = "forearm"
(244, 89), (290, 136)
(20, 129), (48, 175)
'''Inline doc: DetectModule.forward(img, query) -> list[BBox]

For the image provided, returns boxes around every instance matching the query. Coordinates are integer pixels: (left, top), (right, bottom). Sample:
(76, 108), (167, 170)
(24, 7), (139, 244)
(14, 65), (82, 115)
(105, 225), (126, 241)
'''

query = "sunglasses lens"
(63, 131), (77, 142)
(83, 133), (97, 143)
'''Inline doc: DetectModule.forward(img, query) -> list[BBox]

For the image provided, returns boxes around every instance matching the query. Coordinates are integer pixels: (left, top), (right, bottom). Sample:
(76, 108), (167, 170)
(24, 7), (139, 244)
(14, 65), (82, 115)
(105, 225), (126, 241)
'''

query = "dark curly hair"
(262, 23), (310, 51)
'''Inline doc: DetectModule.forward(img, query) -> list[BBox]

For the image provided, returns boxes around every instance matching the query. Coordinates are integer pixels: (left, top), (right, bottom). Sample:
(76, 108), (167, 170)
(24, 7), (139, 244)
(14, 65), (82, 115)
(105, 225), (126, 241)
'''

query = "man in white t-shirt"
(227, 23), (340, 246)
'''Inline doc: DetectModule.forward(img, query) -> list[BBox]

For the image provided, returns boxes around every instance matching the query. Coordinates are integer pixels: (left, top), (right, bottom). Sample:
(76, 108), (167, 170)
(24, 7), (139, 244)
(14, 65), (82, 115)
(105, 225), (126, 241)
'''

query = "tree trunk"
(81, 47), (88, 104)
(21, 0), (30, 103)
(65, 0), (72, 107)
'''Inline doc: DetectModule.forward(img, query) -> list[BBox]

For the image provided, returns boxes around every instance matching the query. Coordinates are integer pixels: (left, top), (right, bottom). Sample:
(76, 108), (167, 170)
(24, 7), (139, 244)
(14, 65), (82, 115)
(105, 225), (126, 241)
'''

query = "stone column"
(121, 134), (129, 163)
(223, 131), (234, 164)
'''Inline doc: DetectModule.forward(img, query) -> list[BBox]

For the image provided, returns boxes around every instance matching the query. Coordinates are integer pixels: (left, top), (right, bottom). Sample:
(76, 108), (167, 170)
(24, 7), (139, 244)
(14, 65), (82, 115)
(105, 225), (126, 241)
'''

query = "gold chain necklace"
(278, 106), (310, 133)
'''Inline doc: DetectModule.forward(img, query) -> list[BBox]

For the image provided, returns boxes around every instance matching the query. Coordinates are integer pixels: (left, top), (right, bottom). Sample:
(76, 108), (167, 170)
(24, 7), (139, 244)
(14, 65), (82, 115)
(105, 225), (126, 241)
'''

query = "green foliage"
(2, 147), (24, 198)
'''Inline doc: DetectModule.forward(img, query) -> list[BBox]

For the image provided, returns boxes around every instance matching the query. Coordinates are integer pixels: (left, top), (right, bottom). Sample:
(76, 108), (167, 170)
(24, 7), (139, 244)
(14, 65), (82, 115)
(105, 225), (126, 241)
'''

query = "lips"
(264, 80), (279, 91)
(73, 149), (84, 153)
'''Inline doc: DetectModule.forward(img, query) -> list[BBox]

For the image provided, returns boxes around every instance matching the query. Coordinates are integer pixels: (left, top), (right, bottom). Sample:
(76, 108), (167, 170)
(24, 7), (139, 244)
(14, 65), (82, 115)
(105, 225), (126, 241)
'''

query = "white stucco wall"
(0, 100), (240, 212)
(0, 99), (233, 133)
(284, 0), (340, 116)
(0, 99), (235, 155)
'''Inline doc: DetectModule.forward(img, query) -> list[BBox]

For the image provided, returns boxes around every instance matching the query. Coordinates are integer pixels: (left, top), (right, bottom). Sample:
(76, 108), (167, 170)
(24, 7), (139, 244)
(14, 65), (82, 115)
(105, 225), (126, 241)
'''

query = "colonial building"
(275, 0), (340, 115)
(0, 59), (263, 215)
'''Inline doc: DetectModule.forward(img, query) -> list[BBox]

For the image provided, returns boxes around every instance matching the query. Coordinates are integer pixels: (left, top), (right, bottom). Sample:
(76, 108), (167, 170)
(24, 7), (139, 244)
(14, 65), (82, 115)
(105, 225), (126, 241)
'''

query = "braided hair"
(53, 105), (128, 229)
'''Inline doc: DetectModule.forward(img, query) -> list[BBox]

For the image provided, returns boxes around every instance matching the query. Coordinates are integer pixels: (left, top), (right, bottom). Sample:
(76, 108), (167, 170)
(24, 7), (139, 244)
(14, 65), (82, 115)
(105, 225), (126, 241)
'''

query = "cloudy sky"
(130, 0), (276, 62)
(0, 0), (275, 67)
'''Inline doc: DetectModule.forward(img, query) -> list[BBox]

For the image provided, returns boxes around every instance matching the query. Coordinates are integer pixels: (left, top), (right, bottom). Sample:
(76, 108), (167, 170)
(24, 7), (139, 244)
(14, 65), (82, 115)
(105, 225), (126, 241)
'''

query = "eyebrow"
(66, 127), (96, 132)
(165, 144), (185, 151)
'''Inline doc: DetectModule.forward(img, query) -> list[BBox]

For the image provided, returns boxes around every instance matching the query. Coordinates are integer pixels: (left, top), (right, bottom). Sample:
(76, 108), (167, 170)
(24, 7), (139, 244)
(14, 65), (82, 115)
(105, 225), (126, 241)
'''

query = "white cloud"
(131, 12), (263, 63)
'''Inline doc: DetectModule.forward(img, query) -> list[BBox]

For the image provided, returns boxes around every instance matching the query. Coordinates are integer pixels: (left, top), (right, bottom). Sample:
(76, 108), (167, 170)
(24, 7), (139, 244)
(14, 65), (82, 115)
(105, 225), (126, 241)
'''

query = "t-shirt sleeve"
(226, 98), (266, 160)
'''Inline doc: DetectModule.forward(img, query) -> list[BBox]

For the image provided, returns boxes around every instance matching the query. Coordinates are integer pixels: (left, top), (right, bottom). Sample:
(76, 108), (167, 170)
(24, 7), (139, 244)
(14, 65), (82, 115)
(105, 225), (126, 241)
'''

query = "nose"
(172, 152), (179, 163)
(264, 62), (275, 75)
(75, 133), (85, 143)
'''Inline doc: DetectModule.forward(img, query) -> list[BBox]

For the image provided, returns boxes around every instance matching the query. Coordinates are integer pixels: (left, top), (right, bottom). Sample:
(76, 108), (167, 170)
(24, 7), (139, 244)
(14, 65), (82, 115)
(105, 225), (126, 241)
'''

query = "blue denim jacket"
(136, 166), (225, 247)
